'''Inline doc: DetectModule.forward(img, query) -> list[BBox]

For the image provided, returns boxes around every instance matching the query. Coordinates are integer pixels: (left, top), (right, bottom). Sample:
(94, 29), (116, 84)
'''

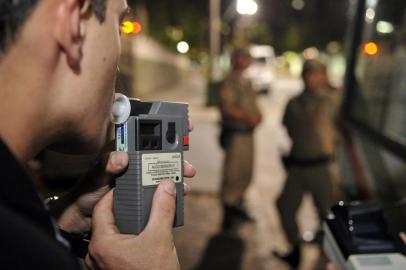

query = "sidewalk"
(144, 71), (325, 270)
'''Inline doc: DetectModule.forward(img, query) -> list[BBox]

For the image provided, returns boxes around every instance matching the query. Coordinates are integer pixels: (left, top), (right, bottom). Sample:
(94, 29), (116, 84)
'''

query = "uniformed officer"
(274, 59), (341, 267)
(218, 48), (262, 230)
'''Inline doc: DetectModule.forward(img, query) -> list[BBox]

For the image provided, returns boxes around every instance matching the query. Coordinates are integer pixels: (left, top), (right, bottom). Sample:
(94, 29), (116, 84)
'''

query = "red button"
(183, 136), (189, 146)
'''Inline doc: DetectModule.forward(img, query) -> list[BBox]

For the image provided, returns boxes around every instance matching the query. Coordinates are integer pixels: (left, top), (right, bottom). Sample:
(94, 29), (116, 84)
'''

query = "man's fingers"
(77, 151), (128, 192)
(183, 160), (196, 178)
(85, 254), (98, 270)
(188, 120), (194, 132)
(184, 183), (191, 196)
(400, 232), (406, 244)
(106, 151), (128, 175)
(326, 263), (336, 270)
(92, 189), (120, 236)
(144, 180), (177, 238)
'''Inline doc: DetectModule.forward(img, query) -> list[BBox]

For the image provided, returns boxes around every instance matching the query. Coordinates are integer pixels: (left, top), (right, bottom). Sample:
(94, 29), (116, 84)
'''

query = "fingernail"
(184, 160), (196, 176)
(111, 152), (124, 166)
(184, 160), (194, 169)
(163, 180), (176, 196)
(184, 183), (191, 194)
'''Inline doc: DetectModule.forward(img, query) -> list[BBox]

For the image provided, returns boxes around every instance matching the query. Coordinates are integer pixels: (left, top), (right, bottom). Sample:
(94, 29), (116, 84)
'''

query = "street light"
(376, 21), (394, 34)
(177, 41), (190, 54)
(209, 0), (258, 80)
(121, 20), (142, 35)
(209, 0), (221, 80)
(236, 0), (258, 16)
(291, 0), (305, 11)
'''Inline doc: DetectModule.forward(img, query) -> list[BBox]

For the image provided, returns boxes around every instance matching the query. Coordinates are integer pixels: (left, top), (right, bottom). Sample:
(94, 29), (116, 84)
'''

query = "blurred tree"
(128, 0), (349, 56)
(129, 0), (209, 61)
(263, 0), (349, 53)
(283, 24), (301, 51)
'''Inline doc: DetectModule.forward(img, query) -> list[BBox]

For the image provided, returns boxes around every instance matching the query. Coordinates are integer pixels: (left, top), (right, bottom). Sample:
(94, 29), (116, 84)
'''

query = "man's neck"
(232, 69), (245, 76)
(0, 46), (54, 162)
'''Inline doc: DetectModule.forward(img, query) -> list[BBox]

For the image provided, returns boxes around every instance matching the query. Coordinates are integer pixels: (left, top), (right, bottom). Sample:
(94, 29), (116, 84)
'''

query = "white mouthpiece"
(111, 93), (131, 124)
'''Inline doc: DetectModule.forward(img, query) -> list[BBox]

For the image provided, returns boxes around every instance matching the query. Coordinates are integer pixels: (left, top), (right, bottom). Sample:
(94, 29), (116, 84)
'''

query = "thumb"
(144, 179), (177, 238)
(92, 189), (120, 236)
(105, 151), (129, 175)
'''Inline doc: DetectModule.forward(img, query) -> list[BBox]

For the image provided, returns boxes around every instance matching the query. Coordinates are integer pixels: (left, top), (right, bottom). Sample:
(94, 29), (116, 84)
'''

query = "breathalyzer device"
(110, 93), (189, 234)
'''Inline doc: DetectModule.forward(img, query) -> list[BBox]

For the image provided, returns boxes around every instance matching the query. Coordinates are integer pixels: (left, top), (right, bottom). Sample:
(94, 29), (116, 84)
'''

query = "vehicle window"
(253, 57), (267, 64)
(358, 134), (406, 201)
(352, 0), (406, 144)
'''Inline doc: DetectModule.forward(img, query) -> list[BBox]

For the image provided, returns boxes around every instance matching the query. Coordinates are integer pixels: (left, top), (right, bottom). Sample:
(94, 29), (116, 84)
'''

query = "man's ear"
(80, 0), (92, 17)
(54, 0), (91, 72)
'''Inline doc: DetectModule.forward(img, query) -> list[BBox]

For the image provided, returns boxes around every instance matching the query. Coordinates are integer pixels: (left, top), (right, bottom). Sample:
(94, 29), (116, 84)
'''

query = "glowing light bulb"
(364, 42), (378, 56)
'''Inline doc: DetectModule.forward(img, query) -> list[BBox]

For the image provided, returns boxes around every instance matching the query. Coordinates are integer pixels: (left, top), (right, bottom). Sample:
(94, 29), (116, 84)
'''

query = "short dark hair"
(301, 59), (327, 79)
(0, 0), (107, 54)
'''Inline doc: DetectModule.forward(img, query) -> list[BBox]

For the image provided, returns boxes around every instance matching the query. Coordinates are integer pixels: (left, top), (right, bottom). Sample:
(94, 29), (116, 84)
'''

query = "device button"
(183, 136), (189, 146)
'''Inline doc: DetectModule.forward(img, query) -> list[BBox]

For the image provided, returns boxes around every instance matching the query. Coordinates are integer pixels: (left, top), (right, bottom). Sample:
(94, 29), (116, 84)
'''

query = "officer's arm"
(219, 82), (255, 125)
(282, 101), (294, 136)
(221, 104), (252, 123)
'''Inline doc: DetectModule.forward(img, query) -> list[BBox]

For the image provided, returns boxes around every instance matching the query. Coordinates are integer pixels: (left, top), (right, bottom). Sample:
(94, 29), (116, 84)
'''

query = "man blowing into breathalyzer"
(0, 0), (195, 269)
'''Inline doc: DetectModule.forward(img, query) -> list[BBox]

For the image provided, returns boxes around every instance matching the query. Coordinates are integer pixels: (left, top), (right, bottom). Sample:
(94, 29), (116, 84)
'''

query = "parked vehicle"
(244, 45), (276, 94)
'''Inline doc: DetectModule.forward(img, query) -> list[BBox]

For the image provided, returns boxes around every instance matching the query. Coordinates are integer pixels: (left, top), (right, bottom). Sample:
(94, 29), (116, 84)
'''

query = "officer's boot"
(221, 204), (234, 231)
(234, 201), (255, 223)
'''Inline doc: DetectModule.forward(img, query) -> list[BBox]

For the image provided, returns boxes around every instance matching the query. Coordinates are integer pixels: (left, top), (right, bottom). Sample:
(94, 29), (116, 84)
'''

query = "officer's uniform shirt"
(0, 139), (80, 269)
(220, 73), (261, 130)
(283, 87), (340, 160)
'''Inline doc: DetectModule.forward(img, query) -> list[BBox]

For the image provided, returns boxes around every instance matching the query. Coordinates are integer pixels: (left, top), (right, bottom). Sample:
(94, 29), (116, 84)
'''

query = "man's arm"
(221, 104), (260, 126)
(282, 101), (294, 137)
(219, 82), (261, 126)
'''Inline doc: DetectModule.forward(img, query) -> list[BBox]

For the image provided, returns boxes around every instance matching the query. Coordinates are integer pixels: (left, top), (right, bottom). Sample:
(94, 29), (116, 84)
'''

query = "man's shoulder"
(0, 204), (80, 270)
(286, 94), (302, 109)
(221, 73), (249, 86)
(221, 74), (237, 88)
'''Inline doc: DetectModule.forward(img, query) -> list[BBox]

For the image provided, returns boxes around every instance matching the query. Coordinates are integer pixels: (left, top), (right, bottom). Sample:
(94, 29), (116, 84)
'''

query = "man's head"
(0, 0), (129, 157)
(301, 59), (329, 94)
(231, 48), (251, 72)
(0, 0), (107, 55)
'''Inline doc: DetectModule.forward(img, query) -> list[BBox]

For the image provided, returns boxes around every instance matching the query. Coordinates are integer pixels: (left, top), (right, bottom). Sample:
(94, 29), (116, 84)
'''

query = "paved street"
(144, 71), (325, 270)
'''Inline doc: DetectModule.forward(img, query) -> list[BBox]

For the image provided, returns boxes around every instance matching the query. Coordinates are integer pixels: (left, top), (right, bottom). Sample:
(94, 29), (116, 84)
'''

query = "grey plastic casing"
(113, 100), (189, 235)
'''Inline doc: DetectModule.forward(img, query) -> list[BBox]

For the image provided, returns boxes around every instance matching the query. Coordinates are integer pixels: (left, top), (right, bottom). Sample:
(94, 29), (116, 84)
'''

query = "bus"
(339, 0), (406, 236)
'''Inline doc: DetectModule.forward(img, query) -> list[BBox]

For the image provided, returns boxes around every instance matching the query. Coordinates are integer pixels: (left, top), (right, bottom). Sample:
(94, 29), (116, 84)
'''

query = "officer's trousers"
(220, 132), (254, 206)
(276, 162), (337, 246)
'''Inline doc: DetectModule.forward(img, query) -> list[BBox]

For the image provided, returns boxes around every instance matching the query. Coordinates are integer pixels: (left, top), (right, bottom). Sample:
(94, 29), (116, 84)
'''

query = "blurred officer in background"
(274, 59), (341, 268)
(218, 48), (262, 231)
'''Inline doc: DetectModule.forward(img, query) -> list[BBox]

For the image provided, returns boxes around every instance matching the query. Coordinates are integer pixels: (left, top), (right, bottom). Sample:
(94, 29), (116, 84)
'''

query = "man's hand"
(248, 114), (262, 127)
(85, 181), (180, 270)
(53, 150), (129, 233)
(55, 152), (195, 233)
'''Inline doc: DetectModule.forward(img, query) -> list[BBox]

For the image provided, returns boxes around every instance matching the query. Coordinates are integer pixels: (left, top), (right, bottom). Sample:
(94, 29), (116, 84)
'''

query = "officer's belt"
(221, 125), (254, 134)
(231, 128), (254, 134)
(283, 155), (333, 168)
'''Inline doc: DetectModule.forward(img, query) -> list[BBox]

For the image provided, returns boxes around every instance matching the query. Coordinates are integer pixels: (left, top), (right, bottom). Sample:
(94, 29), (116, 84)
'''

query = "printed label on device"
(142, 153), (182, 186)
(116, 123), (128, 152)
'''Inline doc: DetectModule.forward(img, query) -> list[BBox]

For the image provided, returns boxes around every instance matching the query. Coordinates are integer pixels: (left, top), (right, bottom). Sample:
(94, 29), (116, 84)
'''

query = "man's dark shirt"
(0, 139), (80, 269)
